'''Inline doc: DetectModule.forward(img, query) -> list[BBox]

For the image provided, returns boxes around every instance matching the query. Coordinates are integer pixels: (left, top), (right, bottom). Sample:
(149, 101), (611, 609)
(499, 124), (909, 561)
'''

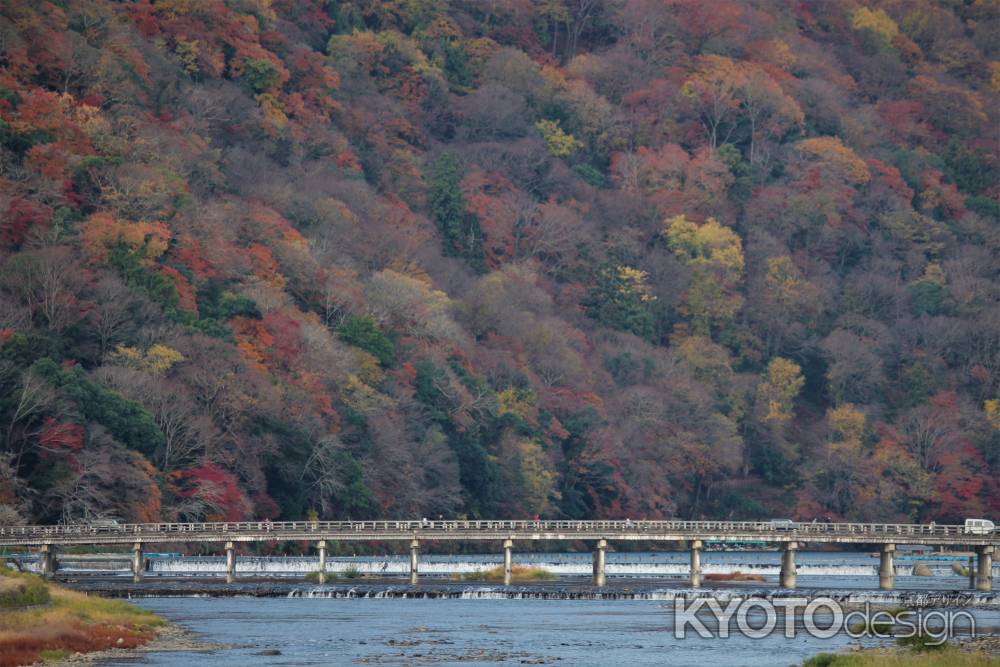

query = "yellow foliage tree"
(80, 212), (171, 264)
(676, 335), (733, 386)
(985, 399), (1000, 431)
(665, 215), (745, 334)
(497, 387), (536, 421)
(108, 344), (185, 374)
(851, 7), (900, 44)
(757, 357), (804, 423)
(256, 93), (288, 130)
(664, 215), (744, 276)
(535, 119), (582, 157)
(174, 38), (201, 75)
(613, 265), (656, 302)
(827, 404), (865, 451)
(516, 439), (559, 515)
(794, 137), (871, 185)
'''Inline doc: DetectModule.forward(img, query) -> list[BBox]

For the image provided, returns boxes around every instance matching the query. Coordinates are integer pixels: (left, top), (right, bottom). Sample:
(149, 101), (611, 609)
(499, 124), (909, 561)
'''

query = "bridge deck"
(1, 520), (997, 548)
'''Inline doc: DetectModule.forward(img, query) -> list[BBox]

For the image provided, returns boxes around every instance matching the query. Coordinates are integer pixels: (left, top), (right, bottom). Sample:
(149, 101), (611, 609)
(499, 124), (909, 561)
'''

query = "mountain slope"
(0, 0), (997, 525)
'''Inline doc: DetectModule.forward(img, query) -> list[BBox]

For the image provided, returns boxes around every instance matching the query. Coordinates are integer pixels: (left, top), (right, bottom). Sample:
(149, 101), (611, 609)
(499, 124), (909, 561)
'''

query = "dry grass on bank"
(805, 648), (1000, 666)
(0, 568), (164, 667)
(454, 565), (557, 582)
(703, 571), (766, 582)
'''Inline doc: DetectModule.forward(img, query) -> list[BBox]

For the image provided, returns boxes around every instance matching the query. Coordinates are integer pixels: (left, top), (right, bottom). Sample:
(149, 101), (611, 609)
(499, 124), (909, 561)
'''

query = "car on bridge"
(964, 518), (995, 535)
(769, 518), (798, 531)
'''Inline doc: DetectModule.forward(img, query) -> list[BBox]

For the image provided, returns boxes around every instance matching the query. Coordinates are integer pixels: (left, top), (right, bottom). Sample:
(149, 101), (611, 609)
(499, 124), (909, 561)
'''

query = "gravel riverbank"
(43, 623), (227, 665)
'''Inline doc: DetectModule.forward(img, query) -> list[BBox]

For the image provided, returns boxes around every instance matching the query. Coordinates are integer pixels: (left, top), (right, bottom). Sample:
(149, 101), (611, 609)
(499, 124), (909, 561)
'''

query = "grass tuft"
(454, 565), (556, 582)
(896, 631), (949, 652)
(703, 571), (766, 582)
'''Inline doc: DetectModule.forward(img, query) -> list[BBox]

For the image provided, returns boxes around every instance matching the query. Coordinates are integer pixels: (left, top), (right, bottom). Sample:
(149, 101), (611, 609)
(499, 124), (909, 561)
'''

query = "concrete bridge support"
(689, 540), (702, 588)
(225, 541), (235, 583)
(409, 539), (419, 585)
(780, 542), (797, 589)
(132, 542), (144, 583)
(879, 544), (895, 590)
(316, 540), (327, 584)
(969, 557), (976, 590)
(503, 539), (514, 585)
(39, 544), (55, 578)
(593, 539), (607, 587)
(976, 546), (994, 592)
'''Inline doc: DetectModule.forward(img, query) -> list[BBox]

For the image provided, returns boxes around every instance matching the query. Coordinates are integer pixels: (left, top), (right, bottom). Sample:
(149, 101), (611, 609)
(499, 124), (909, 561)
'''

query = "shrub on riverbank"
(0, 574), (50, 609)
(455, 566), (556, 582)
(0, 568), (164, 667)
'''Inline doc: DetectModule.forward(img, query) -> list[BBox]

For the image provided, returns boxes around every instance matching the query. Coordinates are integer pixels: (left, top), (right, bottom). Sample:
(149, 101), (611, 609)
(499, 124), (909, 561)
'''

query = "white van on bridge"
(964, 518), (996, 535)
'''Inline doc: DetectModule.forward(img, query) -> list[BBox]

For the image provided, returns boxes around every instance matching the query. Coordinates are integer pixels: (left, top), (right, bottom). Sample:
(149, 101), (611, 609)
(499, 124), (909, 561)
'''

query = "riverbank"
(805, 635), (1000, 665)
(43, 623), (226, 666)
(0, 568), (166, 667)
(57, 576), (1000, 607)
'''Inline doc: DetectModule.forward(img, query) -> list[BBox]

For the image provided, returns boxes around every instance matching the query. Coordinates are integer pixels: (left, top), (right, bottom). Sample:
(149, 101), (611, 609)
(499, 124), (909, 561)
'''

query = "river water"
(104, 596), (1000, 667)
(82, 551), (999, 666)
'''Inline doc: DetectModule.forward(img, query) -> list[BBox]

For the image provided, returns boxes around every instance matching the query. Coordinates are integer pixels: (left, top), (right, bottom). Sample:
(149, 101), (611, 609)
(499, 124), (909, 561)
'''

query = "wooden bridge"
(2, 519), (996, 591)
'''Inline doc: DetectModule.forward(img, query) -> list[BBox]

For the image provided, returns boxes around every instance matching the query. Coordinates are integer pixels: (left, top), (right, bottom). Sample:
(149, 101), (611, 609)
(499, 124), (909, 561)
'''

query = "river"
(73, 550), (998, 666)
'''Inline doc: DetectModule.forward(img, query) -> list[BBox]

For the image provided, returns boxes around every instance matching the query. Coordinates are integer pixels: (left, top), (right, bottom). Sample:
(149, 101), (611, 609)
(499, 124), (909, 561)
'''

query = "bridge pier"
(316, 540), (327, 584)
(225, 541), (235, 583)
(976, 546), (994, 592)
(879, 544), (895, 590)
(409, 539), (419, 585)
(689, 540), (702, 588)
(780, 542), (797, 589)
(39, 544), (55, 578)
(503, 539), (514, 585)
(593, 539), (607, 587)
(132, 542), (144, 583)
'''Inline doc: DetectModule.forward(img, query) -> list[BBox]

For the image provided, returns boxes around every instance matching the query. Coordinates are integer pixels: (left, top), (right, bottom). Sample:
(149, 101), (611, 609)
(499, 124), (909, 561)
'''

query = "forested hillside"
(1, 0), (998, 526)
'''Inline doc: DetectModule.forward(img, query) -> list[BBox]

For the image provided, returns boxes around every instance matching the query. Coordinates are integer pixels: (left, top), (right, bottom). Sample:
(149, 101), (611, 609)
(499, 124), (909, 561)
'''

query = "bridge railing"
(0, 519), (989, 540)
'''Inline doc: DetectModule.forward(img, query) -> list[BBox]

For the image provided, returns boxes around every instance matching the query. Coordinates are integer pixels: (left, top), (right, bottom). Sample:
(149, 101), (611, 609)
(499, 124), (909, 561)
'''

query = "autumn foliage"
(0, 0), (997, 527)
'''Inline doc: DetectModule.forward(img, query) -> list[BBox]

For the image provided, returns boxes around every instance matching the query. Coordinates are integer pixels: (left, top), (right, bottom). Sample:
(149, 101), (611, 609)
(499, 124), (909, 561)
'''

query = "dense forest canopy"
(0, 0), (998, 527)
